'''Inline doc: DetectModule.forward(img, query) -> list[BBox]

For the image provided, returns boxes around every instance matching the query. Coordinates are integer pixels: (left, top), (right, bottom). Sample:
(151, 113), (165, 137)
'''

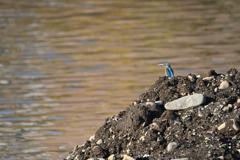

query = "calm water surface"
(0, 0), (240, 159)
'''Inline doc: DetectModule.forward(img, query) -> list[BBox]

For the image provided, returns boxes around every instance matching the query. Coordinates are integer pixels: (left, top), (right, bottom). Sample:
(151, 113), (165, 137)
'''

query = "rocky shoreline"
(65, 68), (240, 160)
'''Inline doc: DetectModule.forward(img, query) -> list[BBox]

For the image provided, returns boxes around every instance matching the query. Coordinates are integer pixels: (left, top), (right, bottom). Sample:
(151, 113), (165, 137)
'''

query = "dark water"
(0, 0), (240, 159)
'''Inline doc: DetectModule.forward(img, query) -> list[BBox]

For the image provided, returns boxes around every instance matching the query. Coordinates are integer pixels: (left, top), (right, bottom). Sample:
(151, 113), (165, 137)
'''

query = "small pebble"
(96, 139), (103, 145)
(155, 100), (163, 106)
(167, 142), (180, 152)
(74, 155), (80, 160)
(139, 136), (145, 141)
(89, 134), (95, 142)
(203, 76), (213, 81)
(218, 119), (239, 136)
(196, 75), (201, 78)
(237, 149), (240, 153)
(133, 101), (137, 106)
(157, 137), (163, 142)
(187, 75), (196, 82)
(237, 98), (240, 104)
(108, 154), (115, 160)
(217, 156), (224, 160)
(150, 122), (160, 131)
(222, 106), (229, 112)
(122, 154), (134, 160)
(198, 111), (203, 117)
(146, 101), (155, 106)
(219, 80), (229, 89)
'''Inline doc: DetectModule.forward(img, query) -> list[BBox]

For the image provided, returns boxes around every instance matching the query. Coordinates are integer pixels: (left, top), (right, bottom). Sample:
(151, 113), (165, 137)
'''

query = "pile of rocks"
(65, 68), (240, 160)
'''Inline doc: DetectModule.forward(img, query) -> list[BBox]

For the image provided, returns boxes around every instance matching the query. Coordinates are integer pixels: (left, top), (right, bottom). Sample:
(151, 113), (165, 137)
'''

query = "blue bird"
(158, 63), (174, 78)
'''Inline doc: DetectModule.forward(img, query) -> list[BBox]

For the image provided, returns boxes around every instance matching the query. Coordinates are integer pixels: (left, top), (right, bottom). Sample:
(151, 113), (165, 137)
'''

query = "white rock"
(143, 154), (149, 158)
(171, 158), (189, 160)
(237, 149), (240, 153)
(203, 76), (213, 81)
(155, 100), (163, 106)
(133, 101), (137, 106)
(165, 94), (206, 110)
(122, 154), (134, 160)
(198, 111), (203, 117)
(126, 149), (130, 154)
(217, 156), (224, 160)
(149, 122), (160, 131)
(222, 106), (229, 112)
(167, 142), (180, 152)
(188, 75), (194, 82)
(96, 139), (103, 145)
(214, 87), (218, 92)
(108, 154), (115, 160)
(218, 122), (226, 130)
(219, 80), (229, 89)
(89, 134), (95, 142)
(232, 119), (239, 131)
(237, 98), (240, 104)
(74, 155), (80, 160)
(139, 136), (145, 141)
(145, 102), (155, 106)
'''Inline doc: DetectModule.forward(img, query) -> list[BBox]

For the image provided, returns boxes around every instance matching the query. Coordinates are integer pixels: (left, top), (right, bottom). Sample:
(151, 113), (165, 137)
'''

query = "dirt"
(65, 68), (240, 160)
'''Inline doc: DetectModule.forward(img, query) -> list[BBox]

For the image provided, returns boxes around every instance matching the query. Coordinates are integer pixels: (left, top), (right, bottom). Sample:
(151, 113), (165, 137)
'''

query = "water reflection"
(0, 0), (240, 159)
(42, 131), (63, 135)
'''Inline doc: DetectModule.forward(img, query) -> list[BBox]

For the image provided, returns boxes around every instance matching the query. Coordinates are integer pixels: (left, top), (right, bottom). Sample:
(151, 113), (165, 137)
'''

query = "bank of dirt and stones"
(65, 68), (240, 160)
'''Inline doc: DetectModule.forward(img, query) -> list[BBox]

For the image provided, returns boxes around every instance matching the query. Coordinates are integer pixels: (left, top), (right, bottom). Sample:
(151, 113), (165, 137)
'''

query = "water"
(0, 0), (240, 159)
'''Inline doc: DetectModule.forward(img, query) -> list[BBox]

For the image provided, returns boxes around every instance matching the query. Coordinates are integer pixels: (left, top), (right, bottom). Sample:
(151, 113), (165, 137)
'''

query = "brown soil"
(65, 68), (240, 160)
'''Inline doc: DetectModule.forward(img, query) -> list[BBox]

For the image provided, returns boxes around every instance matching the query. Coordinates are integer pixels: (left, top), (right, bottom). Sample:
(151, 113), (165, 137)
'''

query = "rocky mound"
(65, 68), (240, 160)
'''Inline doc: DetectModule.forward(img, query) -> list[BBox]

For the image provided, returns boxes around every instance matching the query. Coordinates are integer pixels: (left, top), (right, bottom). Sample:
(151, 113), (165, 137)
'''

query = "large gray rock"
(165, 94), (206, 110)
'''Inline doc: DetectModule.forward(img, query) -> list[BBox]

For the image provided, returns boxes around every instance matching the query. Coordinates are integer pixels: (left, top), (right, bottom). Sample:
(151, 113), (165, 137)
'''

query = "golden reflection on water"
(0, 0), (240, 159)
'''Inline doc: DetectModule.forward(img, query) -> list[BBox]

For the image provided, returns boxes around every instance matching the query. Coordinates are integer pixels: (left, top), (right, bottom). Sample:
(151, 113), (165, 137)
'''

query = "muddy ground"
(65, 68), (240, 160)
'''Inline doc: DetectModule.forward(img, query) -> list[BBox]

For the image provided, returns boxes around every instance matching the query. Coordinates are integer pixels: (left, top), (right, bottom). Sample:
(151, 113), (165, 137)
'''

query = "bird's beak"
(158, 64), (164, 66)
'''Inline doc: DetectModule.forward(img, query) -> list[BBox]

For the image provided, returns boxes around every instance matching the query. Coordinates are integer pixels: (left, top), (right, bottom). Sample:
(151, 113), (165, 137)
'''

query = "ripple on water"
(78, 40), (95, 45)
(41, 131), (63, 135)
(64, 87), (80, 90)
(210, 61), (226, 64)
(19, 51), (35, 55)
(0, 117), (29, 121)
(1, 100), (36, 104)
(0, 110), (14, 115)
(75, 65), (106, 72)
(11, 71), (48, 79)
(39, 54), (66, 59)
(48, 117), (64, 120)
